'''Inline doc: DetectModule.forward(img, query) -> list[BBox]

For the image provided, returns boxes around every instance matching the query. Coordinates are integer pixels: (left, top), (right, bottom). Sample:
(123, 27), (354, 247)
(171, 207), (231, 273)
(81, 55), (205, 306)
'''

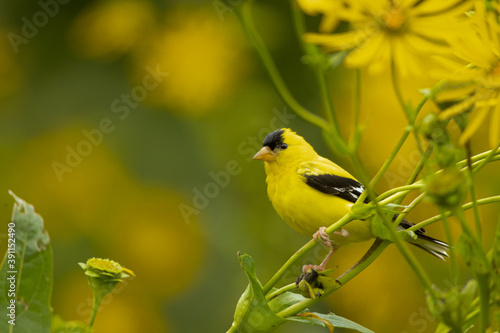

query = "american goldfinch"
(253, 128), (448, 272)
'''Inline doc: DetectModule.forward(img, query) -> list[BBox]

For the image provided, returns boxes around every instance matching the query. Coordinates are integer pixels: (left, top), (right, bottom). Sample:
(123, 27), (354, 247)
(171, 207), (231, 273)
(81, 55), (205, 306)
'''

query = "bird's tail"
(395, 216), (449, 260)
(407, 233), (449, 260)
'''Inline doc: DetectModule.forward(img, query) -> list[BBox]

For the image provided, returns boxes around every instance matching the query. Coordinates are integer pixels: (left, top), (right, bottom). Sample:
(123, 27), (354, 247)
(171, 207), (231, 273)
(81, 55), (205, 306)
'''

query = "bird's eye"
(280, 143), (288, 150)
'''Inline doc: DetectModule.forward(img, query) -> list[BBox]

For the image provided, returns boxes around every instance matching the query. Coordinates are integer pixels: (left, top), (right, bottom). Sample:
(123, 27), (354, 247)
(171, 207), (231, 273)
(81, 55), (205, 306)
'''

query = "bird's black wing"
(302, 173), (368, 204)
(398, 218), (426, 235)
(304, 173), (430, 233)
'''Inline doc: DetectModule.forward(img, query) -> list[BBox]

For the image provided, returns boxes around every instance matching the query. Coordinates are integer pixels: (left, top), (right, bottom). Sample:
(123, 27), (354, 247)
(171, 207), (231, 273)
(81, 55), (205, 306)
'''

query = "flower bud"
(426, 280), (477, 331)
(424, 167), (467, 209)
(79, 258), (134, 297)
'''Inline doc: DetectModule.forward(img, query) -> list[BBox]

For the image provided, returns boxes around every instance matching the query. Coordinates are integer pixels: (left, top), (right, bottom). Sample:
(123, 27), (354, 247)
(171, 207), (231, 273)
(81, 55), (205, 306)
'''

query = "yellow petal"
(431, 55), (467, 72)
(344, 33), (385, 68)
(436, 68), (484, 82)
(439, 95), (478, 120)
(399, 0), (421, 9)
(304, 30), (368, 51)
(319, 15), (340, 33)
(435, 83), (476, 103)
(405, 33), (451, 55)
(353, 0), (385, 13)
(411, 15), (470, 41)
(297, 0), (336, 16)
(459, 106), (490, 146)
(486, 12), (500, 57)
(410, 0), (469, 16)
(392, 36), (422, 77)
(451, 28), (497, 68)
(368, 36), (391, 74)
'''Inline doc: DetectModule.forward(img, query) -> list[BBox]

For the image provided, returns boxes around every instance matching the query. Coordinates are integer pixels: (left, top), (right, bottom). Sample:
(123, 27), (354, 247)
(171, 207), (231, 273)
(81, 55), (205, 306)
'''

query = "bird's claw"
(313, 227), (331, 247)
(312, 227), (349, 248)
(302, 264), (324, 274)
(334, 229), (350, 238)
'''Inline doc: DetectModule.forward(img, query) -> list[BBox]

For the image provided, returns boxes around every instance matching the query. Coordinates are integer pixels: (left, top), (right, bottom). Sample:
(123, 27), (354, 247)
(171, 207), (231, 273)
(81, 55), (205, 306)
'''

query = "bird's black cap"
(263, 129), (285, 150)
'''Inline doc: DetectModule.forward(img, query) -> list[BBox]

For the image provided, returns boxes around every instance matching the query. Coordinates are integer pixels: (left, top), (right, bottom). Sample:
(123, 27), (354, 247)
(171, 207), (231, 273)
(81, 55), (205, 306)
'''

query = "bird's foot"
(302, 263), (326, 274)
(302, 243), (341, 273)
(312, 227), (331, 247)
(312, 227), (349, 248)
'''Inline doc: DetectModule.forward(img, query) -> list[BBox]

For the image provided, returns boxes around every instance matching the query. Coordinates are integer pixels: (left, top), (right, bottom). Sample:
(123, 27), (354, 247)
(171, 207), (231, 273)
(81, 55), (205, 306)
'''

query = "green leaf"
(0, 191), (53, 333)
(370, 214), (405, 242)
(228, 253), (286, 332)
(328, 51), (347, 69)
(51, 316), (86, 333)
(350, 203), (374, 220)
(267, 292), (306, 314)
(434, 322), (451, 333)
(288, 312), (375, 333)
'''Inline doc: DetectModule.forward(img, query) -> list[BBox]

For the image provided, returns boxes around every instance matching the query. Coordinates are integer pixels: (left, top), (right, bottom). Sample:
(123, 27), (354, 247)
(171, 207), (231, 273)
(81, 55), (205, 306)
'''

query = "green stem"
(236, 1), (330, 132)
(351, 153), (438, 302)
(476, 273), (491, 333)
(290, 4), (348, 154)
(376, 184), (424, 202)
(453, 207), (490, 332)
(352, 69), (362, 139)
(88, 292), (104, 333)
(452, 147), (499, 171)
(393, 145), (433, 207)
(471, 144), (500, 176)
(440, 208), (459, 286)
(389, 147), (433, 227)
(392, 192), (426, 227)
(379, 150), (500, 208)
(378, 189), (417, 206)
(390, 60), (409, 121)
(226, 323), (237, 333)
(263, 213), (354, 294)
(409, 195), (500, 231)
(262, 239), (317, 295)
(266, 283), (297, 300)
(368, 124), (412, 190)
(466, 143), (482, 239)
(348, 69), (364, 154)
(276, 239), (390, 318)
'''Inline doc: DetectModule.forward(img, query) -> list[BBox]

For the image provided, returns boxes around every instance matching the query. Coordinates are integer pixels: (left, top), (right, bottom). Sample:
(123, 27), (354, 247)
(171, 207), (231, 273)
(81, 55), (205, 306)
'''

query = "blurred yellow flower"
(133, 7), (250, 116)
(296, 0), (344, 32)
(69, 0), (155, 60)
(303, 0), (472, 76)
(435, 2), (500, 149)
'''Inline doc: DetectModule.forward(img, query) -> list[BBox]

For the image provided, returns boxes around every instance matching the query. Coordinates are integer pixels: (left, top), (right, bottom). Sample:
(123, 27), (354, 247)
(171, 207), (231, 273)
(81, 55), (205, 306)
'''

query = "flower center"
(491, 59), (500, 76)
(382, 6), (406, 31)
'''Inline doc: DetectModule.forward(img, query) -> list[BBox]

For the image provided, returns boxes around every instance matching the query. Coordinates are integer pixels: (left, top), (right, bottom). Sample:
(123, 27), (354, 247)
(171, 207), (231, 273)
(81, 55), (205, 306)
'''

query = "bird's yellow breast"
(265, 163), (372, 244)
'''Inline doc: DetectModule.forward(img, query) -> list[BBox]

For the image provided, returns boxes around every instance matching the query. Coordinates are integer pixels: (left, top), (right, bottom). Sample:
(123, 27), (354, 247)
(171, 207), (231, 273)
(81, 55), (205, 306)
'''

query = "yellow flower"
(302, 0), (472, 76)
(296, 0), (345, 32)
(69, 1), (155, 60)
(79, 258), (134, 302)
(79, 257), (135, 281)
(133, 7), (250, 116)
(435, 1), (500, 149)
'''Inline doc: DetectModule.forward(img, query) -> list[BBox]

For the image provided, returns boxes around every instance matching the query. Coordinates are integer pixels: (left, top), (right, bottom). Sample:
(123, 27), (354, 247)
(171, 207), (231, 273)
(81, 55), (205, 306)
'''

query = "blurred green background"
(0, 1), (498, 332)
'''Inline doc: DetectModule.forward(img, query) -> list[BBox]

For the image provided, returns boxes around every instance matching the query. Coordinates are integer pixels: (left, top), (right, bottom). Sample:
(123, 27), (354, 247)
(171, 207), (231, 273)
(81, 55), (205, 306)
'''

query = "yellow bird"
(253, 128), (448, 272)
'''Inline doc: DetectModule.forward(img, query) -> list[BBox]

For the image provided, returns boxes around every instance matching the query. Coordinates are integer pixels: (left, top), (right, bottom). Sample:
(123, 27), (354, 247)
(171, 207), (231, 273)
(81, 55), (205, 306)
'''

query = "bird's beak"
(253, 146), (276, 161)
